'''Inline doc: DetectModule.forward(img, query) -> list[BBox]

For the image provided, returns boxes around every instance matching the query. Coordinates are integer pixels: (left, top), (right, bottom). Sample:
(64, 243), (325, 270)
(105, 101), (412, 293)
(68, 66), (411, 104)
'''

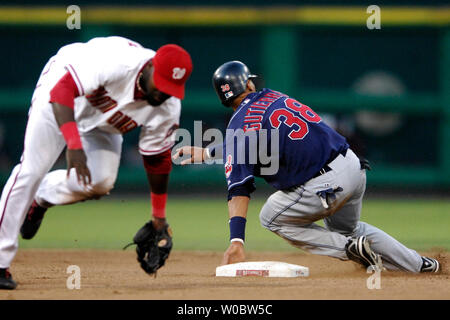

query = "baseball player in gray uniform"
(174, 61), (440, 274)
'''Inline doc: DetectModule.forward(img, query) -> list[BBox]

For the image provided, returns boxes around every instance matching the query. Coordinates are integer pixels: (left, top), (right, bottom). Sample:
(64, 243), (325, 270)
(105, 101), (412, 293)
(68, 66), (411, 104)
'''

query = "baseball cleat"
(20, 200), (48, 240)
(420, 257), (440, 273)
(345, 236), (383, 271)
(0, 268), (17, 290)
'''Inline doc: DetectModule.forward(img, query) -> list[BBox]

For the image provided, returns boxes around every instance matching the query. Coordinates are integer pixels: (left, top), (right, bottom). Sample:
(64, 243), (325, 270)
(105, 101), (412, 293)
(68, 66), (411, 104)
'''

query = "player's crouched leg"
(259, 189), (307, 232)
(85, 171), (117, 200)
(35, 164), (118, 206)
(259, 188), (311, 231)
(81, 130), (122, 200)
(259, 192), (283, 232)
(259, 190), (350, 260)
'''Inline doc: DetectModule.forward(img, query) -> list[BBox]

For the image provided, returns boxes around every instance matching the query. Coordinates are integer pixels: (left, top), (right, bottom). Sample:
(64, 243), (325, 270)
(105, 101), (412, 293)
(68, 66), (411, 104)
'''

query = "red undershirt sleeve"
(49, 71), (80, 109)
(142, 149), (172, 219)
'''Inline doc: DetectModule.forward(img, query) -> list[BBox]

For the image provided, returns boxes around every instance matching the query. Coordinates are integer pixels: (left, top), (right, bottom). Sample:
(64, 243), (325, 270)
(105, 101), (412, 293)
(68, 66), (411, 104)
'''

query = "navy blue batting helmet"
(212, 61), (257, 107)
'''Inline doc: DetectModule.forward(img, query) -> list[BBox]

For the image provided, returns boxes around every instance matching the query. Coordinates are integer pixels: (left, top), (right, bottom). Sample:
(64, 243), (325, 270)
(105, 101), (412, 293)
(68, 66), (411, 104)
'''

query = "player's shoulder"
(264, 88), (289, 100)
(56, 36), (155, 58)
(91, 37), (156, 71)
(86, 36), (141, 47)
(249, 88), (289, 110)
(89, 36), (155, 53)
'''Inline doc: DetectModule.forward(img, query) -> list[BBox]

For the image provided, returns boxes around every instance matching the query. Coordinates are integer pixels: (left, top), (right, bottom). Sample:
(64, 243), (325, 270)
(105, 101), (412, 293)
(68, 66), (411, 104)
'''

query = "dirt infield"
(1, 249), (449, 300)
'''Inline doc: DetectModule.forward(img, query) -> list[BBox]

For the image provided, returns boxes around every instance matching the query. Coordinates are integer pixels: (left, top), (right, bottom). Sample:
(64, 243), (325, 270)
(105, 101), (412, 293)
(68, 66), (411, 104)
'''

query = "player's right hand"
(221, 241), (246, 265)
(66, 149), (92, 186)
(172, 146), (206, 165)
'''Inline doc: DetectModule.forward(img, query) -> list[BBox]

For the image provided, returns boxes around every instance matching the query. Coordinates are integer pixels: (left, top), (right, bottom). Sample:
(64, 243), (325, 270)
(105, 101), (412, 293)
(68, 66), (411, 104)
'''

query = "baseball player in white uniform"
(0, 36), (193, 289)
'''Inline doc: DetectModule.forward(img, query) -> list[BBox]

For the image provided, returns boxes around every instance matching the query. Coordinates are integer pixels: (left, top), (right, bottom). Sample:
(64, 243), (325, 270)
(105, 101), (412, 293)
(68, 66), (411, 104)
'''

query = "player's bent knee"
(89, 176), (116, 196)
(259, 200), (277, 230)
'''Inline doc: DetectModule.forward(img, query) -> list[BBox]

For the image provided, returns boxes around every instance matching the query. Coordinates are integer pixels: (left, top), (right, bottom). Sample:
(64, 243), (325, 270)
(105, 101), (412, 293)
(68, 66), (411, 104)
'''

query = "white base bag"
(216, 261), (309, 278)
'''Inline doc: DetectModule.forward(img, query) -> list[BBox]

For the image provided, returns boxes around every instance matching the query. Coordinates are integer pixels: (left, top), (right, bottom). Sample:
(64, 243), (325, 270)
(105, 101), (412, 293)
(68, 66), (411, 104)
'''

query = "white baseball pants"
(0, 93), (122, 268)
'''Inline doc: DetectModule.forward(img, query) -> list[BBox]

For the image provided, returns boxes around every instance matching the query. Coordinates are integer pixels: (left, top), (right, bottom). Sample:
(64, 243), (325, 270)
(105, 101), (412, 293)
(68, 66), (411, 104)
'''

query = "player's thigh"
(323, 171), (366, 235)
(21, 100), (66, 177)
(260, 190), (299, 230)
(261, 152), (365, 231)
(81, 129), (123, 188)
(259, 186), (325, 230)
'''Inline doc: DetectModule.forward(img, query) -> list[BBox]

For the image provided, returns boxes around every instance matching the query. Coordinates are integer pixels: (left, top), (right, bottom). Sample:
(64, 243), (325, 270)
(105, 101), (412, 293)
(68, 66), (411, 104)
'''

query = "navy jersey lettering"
(224, 88), (349, 192)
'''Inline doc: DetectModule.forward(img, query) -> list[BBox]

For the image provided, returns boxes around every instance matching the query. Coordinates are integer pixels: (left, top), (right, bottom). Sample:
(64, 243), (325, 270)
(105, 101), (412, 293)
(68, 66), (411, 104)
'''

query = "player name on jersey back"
(242, 90), (287, 132)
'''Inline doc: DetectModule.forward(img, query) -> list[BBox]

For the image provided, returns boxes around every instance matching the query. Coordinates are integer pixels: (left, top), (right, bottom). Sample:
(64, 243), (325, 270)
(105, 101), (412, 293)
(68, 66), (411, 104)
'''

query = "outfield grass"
(18, 196), (450, 252)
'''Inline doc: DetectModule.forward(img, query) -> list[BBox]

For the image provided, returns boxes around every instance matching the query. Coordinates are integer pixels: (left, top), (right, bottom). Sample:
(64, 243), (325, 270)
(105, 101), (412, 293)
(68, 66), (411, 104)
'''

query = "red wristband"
(151, 192), (167, 219)
(60, 122), (83, 150)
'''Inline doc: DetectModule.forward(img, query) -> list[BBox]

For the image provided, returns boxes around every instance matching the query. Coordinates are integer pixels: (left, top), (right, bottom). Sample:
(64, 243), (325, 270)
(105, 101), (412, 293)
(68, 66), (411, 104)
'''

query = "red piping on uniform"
(41, 60), (54, 76)
(139, 142), (174, 155)
(67, 64), (85, 96)
(0, 163), (23, 231)
(1, 94), (34, 231)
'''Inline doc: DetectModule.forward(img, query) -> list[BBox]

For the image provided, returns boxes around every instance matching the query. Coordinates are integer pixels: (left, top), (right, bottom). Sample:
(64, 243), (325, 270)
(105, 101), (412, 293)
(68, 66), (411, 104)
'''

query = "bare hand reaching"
(172, 146), (207, 165)
(221, 241), (245, 265)
(66, 149), (91, 186)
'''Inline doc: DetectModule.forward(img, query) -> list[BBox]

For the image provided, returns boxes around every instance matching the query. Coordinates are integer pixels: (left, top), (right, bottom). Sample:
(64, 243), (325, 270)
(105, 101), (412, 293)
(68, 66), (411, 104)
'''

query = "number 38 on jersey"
(269, 98), (322, 140)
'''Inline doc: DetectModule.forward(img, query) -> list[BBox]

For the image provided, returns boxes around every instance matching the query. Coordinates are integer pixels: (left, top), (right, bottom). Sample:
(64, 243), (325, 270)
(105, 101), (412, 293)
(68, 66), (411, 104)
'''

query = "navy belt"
(312, 164), (332, 179)
(312, 148), (348, 179)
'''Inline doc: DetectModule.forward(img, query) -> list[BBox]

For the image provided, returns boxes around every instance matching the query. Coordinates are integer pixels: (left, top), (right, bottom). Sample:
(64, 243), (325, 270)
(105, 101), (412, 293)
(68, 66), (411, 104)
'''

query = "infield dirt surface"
(1, 249), (449, 300)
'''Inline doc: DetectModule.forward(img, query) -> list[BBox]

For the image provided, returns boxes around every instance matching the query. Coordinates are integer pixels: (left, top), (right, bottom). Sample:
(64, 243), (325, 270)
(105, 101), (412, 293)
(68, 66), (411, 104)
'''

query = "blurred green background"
(18, 197), (450, 251)
(0, 1), (449, 252)
(0, 1), (449, 193)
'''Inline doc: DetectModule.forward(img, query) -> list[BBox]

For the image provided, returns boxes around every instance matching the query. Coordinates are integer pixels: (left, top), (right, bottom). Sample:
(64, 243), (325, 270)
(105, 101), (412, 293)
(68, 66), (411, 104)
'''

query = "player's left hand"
(126, 221), (173, 275)
(221, 241), (245, 265)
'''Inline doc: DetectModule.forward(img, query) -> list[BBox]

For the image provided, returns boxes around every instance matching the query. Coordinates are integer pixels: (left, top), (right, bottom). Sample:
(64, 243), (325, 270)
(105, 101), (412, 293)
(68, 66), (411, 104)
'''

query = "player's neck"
(231, 90), (254, 111)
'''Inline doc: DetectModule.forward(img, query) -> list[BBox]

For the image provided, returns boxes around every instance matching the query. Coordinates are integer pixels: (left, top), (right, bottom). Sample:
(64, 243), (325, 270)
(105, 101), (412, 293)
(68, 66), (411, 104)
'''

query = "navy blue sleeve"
(227, 178), (256, 201)
(223, 130), (257, 192)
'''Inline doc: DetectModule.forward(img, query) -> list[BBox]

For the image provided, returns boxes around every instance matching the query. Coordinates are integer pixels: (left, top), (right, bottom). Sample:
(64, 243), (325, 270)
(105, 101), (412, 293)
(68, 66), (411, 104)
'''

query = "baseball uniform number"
(269, 98), (322, 140)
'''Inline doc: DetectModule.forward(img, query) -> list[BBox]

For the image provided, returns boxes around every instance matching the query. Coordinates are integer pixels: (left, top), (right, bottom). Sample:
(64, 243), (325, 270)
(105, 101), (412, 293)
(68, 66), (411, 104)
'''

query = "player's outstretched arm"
(126, 151), (174, 275)
(221, 196), (250, 265)
(146, 171), (169, 230)
(142, 150), (173, 229)
(172, 146), (208, 165)
(49, 71), (91, 186)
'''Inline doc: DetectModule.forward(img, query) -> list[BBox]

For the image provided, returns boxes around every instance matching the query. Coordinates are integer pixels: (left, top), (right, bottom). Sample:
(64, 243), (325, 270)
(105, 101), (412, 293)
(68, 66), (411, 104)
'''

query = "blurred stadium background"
(0, 1), (449, 251)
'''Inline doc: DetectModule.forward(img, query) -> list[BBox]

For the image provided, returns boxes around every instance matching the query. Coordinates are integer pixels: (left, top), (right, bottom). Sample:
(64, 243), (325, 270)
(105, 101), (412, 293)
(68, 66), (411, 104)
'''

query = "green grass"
(19, 197), (450, 252)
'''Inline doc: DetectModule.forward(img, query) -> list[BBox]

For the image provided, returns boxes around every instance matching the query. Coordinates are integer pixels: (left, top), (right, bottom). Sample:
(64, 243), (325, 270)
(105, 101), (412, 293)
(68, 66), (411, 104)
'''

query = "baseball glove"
(124, 221), (173, 275)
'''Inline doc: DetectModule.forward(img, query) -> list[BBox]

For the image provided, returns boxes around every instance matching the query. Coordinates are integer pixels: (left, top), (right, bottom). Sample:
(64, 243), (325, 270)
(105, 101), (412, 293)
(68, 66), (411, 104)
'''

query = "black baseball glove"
(125, 221), (173, 275)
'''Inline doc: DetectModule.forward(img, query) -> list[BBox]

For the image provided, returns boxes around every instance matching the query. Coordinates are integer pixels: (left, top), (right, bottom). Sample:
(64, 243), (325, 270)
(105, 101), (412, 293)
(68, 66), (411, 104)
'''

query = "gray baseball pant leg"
(322, 171), (423, 272)
(259, 149), (423, 272)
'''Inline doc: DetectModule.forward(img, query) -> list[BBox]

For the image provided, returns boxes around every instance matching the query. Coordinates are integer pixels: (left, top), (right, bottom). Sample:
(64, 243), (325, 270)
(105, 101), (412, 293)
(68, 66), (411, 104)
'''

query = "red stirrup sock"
(151, 192), (167, 219)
